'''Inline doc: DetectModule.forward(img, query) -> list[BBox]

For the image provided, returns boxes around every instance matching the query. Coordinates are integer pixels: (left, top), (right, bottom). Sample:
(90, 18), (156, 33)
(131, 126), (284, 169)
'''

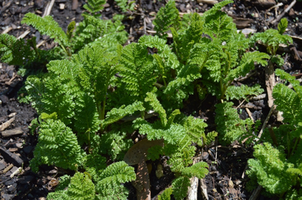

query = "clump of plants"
(1, 0), (295, 199)
(247, 69), (302, 199)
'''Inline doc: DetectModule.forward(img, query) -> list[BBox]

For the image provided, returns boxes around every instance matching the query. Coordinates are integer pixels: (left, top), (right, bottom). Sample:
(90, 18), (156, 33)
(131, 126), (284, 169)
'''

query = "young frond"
(273, 83), (301, 125)
(83, 0), (106, 14)
(97, 161), (136, 183)
(67, 21), (76, 41)
(153, 0), (180, 38)
(139, 35), (179, 71)
(164, 62), (201, 100)
(172, 176), (190, 200)
(0, 34), (35, 66)
(120, 43), (157, 102)
(72, 14), (127, 52)
(115, 0), (135, 12)
(101, 101), (145, 129)
(84, 153), (107, 182)
(278, 18), (288, 35)
(95, 161), (136, 198)
(171, 13), (204, 64)
(181, 161), (209, 179)
(199, 42), (222, 83)
(158, 187), (173, 200)
(30, 119), (86, 172)
(134, 118), (186, 144)
(225, 85), (264, 101)
(184, 13), (204, 44)
(47, 172), (95, 200)
(275, 68), (302, 97)
(145, 92), (167, 126)
(215, 102), (254, 144)
(246, 143), (294, 194)
(167, 143), (195, 172)
(205, 131), (218, 145)
(95, 124), (134, 161)
(202, 0), (236, 41)
(22, 13), (69, 47)
(226, 51), (269, 83)
(203, 0), (233, 16)
(286, 163), (302, 177)
(24, 74), (77, 125)
(73, 92), (101, 135)
(250, 29), (293, 55)
(183, 116), (208, 146)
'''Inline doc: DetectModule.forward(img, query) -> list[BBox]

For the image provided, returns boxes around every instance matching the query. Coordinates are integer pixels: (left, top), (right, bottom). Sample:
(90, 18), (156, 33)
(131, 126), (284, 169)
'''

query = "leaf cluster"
(0, 0), (288, 199)
(247, 69), (302, 198)
(250, 18), (293, 57)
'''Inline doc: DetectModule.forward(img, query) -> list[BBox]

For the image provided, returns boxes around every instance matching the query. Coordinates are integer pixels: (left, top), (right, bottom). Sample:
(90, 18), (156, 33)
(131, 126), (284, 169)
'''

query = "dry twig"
(270, 0), (296, 24)
(42, 0), (56, 17)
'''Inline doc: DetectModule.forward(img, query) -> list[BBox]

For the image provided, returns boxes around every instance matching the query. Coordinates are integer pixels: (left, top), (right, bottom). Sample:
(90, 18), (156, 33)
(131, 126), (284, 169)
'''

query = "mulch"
(0, 0), (302, 199)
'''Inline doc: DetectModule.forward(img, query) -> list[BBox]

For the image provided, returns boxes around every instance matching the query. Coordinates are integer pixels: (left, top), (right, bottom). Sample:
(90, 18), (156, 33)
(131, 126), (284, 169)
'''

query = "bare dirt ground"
(0, 0), (302, 199)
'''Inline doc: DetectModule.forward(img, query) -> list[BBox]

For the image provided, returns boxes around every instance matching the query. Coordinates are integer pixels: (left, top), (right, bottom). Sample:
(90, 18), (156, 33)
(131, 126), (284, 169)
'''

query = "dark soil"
(0, 0), (302, 199)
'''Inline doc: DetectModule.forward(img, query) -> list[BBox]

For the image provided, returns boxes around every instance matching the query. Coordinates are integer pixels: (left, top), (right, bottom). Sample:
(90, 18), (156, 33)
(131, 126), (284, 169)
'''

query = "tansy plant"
(246, 69), (302, 199)
(0, 0), (283, 199)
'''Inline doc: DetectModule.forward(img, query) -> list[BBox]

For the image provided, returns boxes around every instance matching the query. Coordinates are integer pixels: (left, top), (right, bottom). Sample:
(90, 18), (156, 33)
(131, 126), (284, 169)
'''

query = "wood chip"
(72, 0), (79, 10)
(17, 30), (30, 39)
(196, 0), (218, 5)
(1, 127), (23, 137)
(265, 61), (275, 108)
(1, 26), (13, 34)
(42, 0), (55, 17)
(3, 163), (14, 174)
(0, 146), (23, 166)
(0, 116), (15, 132)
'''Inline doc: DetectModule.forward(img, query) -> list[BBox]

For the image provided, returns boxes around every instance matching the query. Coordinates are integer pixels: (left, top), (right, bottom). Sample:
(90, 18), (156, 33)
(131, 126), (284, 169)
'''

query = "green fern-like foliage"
(101, 101), (145, 129)
(24, 73), (78, 126)
(134, 118), (185, 144)
(167, 143), (196, 172)
(287, 163), (302, 177)
(95, 161), (136, 199)
(181, 162), (209, 179)
(119, 41), (157, 104)
(139, 35), (179, 82)
(71, 13), (127, 52)
(153, 0), (180, 39)
(158, 187), (173, 200)
(0, 34), (35, 66)
(215, 102), (254, 144)
(183, 116), (213, 146)
(202, 0), (235, 42)
(96, 125), (134, 161)
(278, 18), (288, 35)
(22, 13), (69, 49)
(225, 51), (269, 83)
(83, 153), (107, 182)
(250, 18), (293, 56)
(247, 71), (302, 197)
(273, 69), (302, 125)
(83, 0), (106, 14)
(202, 35), (269, 99)
(48, 172), (95, 200)
(225, 84), (264, 101)
(172, 176), (191, 200)
(171, 12), (204, 64)
(246, 143), (295, 194)
(73, 40), (122, 121)
(30, 119), (86, 172)
(134, 92), (185, 144)
(145, 91), (168, 126)
(115, 0), (135, 12)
